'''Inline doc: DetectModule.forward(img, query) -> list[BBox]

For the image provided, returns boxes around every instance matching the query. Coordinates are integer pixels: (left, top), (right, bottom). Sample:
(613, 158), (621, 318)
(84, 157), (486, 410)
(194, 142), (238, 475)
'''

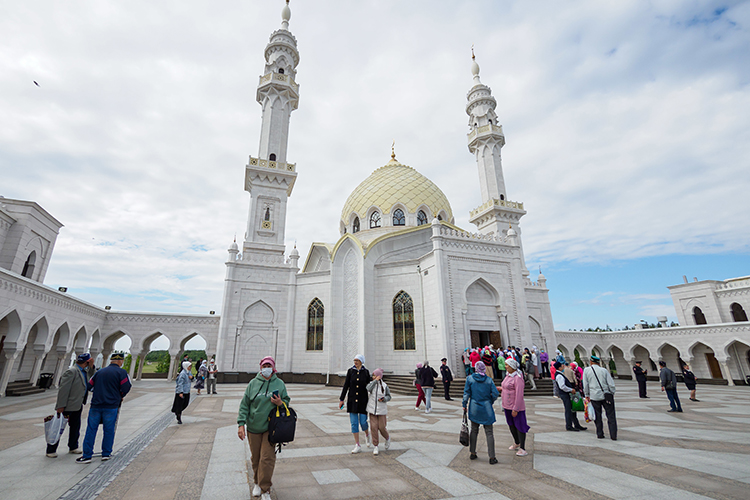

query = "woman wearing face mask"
(171, 361), (192, 424)
(237, 356), (289, 500)
(339, 354), (372, 454)
(499, 358), (530, 457)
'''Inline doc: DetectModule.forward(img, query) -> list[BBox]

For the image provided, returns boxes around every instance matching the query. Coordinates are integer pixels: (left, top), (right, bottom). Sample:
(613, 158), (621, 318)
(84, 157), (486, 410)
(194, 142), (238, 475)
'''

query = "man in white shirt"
(207, 358), (218, 395)
(582, 355), (617, 440)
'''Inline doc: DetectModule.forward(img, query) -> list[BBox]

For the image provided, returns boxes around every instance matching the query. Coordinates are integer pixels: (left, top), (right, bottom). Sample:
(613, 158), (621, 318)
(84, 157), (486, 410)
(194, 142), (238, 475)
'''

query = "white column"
(128, 353), (137, 379)
(52, 351), (70, 387)
(718, 359), (735, 387)
(135, 352), (146, 380)
(28, 349), (47, 384)
(0, 350), (21, 397)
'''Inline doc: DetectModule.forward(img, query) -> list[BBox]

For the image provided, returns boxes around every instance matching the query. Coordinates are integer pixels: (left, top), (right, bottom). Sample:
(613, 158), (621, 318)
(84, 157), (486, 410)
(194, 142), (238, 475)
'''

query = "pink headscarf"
(259, 356), (276, 372)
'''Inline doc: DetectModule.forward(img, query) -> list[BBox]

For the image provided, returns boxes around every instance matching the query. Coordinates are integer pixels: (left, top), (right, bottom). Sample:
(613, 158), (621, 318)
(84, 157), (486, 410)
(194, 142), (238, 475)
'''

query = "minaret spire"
(466, 50), (529, 275)
(242, 0), (301, 251)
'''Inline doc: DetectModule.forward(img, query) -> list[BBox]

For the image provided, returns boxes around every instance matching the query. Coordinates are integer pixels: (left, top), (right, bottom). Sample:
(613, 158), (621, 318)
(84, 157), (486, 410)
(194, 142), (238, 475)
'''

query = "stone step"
(6, 381), (47, 396)
(384, 375), (554, 397)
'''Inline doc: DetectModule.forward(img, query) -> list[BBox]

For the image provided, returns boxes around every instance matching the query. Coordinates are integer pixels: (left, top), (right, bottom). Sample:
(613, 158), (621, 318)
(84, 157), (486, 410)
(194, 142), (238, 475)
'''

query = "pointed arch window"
(278, 68), (284, 74)
(370, 211), (381, 228)
(731, 303), (748, 322)
(393, 291), (416, 350)
(417, 210), (428, 226)
(393, 208), (405, 226)
(21, 251), (36, 279)
(352, 217), (360, 233)
(693, 306), (707, 325)
(307, 298), (324, 351)
(437, 214), (443, 221)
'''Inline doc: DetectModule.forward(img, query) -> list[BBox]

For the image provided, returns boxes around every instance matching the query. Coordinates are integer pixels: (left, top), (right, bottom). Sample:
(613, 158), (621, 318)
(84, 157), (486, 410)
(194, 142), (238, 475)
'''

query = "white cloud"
(1, 1), (748, 314)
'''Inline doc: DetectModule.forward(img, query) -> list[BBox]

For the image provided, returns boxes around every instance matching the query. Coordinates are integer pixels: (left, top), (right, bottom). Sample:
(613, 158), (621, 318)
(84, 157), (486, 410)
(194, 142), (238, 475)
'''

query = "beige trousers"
(369, 414), (389, 446)
(248, 431), (276, 493)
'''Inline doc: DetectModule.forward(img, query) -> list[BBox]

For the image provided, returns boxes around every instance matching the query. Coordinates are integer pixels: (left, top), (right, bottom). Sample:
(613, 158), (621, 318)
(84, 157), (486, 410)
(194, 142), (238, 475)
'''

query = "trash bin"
(746, 375), (750, 386)
(38, 373), (54, 389)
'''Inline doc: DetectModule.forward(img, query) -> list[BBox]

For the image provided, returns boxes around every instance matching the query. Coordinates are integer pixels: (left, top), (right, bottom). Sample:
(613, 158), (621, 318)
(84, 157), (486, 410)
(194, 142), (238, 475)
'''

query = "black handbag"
(268, 402), (297, 453)
(591, 366), (615, 406)
(459, 409), (470, 446)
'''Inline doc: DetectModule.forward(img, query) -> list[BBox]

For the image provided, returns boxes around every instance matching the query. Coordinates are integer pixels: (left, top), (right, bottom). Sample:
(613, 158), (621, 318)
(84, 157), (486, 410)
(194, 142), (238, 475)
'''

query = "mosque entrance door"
(705, 352), (723, 379)
(470, 330), (501, 349)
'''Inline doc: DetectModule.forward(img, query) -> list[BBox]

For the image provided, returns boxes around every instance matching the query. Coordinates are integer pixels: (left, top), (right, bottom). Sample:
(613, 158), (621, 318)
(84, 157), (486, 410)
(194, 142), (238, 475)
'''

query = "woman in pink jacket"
(499, 358), (530, 456)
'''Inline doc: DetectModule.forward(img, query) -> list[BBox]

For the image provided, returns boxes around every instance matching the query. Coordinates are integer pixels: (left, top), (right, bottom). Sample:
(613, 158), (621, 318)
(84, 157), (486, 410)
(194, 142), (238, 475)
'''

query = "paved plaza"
(1, 379), (749, 500)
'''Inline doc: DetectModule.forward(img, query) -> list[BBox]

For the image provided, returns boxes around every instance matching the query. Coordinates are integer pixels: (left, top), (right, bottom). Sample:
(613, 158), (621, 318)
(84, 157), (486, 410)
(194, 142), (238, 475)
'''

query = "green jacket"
(237, 372), (290, 434)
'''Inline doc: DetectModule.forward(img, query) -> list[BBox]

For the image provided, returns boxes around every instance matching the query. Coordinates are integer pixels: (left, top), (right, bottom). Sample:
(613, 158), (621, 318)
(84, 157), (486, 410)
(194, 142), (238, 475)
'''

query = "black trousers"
(541, 362), (550, 378)
(559, 391), (582, 430)
(591, 399), (617, 439)
(637, 380), (647, 398)
(443, 381), (451, 399)
(46, 408), (82, 454)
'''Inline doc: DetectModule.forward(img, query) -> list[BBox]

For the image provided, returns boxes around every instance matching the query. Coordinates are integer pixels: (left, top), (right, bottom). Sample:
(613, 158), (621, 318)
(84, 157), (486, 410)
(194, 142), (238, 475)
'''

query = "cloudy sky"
(2, 0), (749, 346)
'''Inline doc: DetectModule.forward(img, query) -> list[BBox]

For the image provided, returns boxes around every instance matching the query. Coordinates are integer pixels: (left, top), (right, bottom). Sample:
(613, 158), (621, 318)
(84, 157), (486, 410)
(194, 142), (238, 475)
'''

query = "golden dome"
(341, 158), (453, 226)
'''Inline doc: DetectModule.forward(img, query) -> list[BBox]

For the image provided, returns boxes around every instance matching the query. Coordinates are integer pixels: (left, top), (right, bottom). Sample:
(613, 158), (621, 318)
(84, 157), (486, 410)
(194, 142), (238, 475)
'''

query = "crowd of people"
(41, 345), (702, 499)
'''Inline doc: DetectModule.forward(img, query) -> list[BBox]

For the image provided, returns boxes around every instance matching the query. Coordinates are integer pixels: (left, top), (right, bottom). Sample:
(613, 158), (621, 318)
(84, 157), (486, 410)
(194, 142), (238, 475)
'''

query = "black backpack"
(267, 402), (297, 453)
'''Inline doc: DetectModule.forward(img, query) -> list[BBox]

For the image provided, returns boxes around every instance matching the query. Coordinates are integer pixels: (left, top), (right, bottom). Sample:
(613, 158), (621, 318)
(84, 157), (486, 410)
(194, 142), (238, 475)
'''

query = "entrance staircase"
(5, 381), (46, 396)
(385, 375), (554, 399)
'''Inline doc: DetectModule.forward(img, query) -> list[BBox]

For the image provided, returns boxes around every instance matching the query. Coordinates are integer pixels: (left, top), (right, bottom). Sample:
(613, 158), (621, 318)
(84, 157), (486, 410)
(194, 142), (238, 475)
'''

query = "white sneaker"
(69, 448), (82, 454)
(351, 444), (361, 454)
(46, 452), (57, 458)
(414, 406), (420, 411)
(365, 435), (373, 448)
(385, 438), (391, 450)
(260, 492), (271, 500)
(425, 408), (432, 414)
(373, 445), (379, 455)
(251, 484), (261, 497)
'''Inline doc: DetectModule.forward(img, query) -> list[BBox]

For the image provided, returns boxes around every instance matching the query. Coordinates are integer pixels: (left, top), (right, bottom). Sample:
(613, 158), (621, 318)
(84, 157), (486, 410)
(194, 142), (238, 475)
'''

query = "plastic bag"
(571, 393), (585, 412)
(44, 413), (68, 446)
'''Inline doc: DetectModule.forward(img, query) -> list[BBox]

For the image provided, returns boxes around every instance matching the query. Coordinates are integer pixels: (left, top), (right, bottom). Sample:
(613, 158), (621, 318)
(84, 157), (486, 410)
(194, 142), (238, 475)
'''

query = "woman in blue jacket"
(462, 361), (499, 464)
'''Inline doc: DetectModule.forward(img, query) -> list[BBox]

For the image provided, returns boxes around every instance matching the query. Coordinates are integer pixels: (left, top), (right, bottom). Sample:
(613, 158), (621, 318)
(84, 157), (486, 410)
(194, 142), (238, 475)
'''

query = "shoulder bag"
(591, 366), (614, 406)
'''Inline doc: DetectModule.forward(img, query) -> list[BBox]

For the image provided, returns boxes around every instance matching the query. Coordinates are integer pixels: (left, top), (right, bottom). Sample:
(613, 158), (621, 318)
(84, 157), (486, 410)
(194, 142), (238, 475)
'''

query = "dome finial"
(391, 139), (396, 161)
(281, 0), (291, 30)
(471, 45), (481, 84)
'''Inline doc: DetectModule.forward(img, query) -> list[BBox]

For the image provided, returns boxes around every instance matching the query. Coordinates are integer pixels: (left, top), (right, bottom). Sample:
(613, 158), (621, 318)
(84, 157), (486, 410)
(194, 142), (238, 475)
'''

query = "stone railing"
(469, 198), (524, 219)
(715, 278), (750, 291)
(258, 72), (299, 92)
(247, 156), (296, 172)
(438, 225), (507, 244)
(467, 124), (504, 143)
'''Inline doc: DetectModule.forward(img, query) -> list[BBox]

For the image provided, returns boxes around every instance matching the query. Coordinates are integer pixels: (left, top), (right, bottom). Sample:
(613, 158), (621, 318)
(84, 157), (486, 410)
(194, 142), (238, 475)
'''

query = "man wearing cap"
(583, 356), (617, 440)
(46, 353), (95, 458)
(76, 353), (132, 463)
(633, 360), (649, 398)
(440, 358), (454, 401)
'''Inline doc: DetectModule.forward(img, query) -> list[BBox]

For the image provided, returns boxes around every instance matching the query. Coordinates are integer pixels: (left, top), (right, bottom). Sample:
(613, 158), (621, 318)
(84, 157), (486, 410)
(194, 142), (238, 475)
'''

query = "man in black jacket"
(633, 361), (649, 398)
(440, 358), (454, 401)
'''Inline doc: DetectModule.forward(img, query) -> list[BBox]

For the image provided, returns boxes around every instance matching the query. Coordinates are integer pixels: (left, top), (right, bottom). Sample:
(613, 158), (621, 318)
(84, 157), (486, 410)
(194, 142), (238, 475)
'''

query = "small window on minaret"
(489, 120), (492, 124)
(269, 153), (277, 161)
(353, 217), (360, 233)
(437, 214), (442, 221)
(500, 195), (504, 200)
(278, 68), (284, 74)
(264, 208), (271, 221)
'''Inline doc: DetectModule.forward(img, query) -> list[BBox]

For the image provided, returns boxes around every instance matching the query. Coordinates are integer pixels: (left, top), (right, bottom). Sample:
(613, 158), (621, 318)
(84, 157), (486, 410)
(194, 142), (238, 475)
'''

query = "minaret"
(466, 50), (528, 275)
(243, 0), (300, 255)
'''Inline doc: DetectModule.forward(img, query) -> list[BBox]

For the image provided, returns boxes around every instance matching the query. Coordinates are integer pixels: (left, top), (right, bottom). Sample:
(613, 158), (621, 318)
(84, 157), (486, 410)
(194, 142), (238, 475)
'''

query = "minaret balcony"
(469, 197), (525, 220)
(467, 124), (505, 149)
(258, 72), (299, 93)
(248, 156), (296, 172)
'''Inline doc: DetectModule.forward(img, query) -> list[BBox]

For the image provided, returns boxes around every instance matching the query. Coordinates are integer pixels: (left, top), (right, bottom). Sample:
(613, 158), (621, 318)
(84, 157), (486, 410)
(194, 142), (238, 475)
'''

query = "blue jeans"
(82, 407), (119, 459)
(423, 387), (434, 410)
(349, 413), (368, 434)
(665, 388), (682, 412)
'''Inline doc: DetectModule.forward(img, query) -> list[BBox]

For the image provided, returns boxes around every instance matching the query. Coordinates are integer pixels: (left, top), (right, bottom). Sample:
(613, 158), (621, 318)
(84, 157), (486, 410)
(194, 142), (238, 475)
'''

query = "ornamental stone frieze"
(105, 314), (219, 325)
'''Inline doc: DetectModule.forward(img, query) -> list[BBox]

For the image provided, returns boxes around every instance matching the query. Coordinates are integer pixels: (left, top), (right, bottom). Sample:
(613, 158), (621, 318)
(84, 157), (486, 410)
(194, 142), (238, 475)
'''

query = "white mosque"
(1, 2), (748, 395)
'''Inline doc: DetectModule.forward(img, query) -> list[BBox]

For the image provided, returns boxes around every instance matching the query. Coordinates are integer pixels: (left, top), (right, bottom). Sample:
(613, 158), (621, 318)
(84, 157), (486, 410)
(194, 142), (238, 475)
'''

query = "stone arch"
(0, 310), (24, 393)
(556, 344), (570, 361)
(730, 302), (748, 322)
(607, 344), (629, 377)
(0, 309), (23, 345)
(630, 344), (655, 372)
(722, 339), (750, 384)
(41, 322), (73, 386)
(465, 278), (501, 348)
(657, 342), (682, 371)
(138, 331), (172, 353)
(243, 300), (275, 324)
(15, 316), (50, 383)
(72, 326), (87, 354)
(687, 341), (721, 379)
(573, 344), (586, 364)
(238, 301), (275, 371)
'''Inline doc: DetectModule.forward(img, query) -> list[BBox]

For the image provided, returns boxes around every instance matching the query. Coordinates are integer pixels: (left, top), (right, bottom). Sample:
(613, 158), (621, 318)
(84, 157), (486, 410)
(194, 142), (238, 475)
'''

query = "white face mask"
(261, 367), (273, 378)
